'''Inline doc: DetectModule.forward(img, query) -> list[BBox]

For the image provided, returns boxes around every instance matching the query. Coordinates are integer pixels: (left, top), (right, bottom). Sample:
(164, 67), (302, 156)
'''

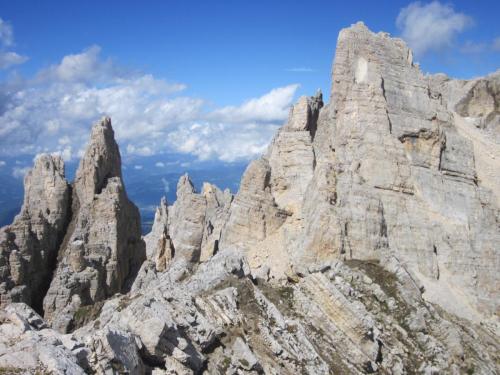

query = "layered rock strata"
(0, 22), (499, 375)
(220, 22), (500, 322)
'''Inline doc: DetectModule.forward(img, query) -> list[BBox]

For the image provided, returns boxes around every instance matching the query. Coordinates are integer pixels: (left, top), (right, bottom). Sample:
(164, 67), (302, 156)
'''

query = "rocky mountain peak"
(74, 116), (122, 205)
(0, 22), (499, 375)
(286, 91), (323, 134)
(0, 153), (70, 311)
(22, 154), (69, 226)
(176, 173), (196, 197)
(42, 117), (145, 332)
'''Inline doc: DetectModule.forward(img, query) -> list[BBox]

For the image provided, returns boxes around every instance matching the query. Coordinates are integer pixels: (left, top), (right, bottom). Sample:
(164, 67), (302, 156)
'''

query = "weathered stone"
(43, 117), (145, 332)
(144, 197), (174, 272)
(0, 154), (70, 312)
(219, 22), (500, 322)
(1, 22), (499, 375)
(0, 303), (87, 374)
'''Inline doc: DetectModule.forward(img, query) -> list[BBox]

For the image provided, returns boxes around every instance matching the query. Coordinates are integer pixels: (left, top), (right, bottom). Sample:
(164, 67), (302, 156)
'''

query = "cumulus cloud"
(0, 40), (299, 163)
(165, 83), (300, 162)
(0, 160), (5, 167)
(168, 121), (280, 162)
(0, 46), (196, 157)
(37, 45), (117, 83)
(155, 162), (165, 167)
(396, 1), (472, 56)
(210, 84), (299, 124)
(0, 51), (28, 69)
(134, 165), (143, 170)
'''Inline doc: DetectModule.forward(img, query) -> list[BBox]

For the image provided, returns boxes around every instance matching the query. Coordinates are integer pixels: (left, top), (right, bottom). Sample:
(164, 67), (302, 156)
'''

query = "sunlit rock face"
(221, 22), (500, 322)
(0, 154), (70, 312)
(43, 117), (146, 332)
(1, 22), (499, 375)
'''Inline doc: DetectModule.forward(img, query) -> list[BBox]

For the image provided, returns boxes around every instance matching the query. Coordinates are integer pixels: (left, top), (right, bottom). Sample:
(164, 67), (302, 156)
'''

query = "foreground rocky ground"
(0, 22), (499, 374)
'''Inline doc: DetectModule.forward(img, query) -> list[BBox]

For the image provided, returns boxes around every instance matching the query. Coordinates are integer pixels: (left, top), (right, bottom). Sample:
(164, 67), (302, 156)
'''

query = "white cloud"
(155, 162), (165, 167)
(0, 18), (13, 47)
(51, 147), (72, 161)
(134, 165), (143, 170)
(0, 17), (28, 70)
(37, 45), (114, 83)
(168, 121), (280, 162)
(126, 144), (154, 156)
(396, 1), (472, 56)
(0, 51), (28, 69)
(0, 46), (195, 158)
(0, 160), (5, 167)
(170, 84), (299, 161)
(492, 37), (500, 52)
(12, 166), (30, 178)
(210, 84), (299, 124)
(0, 43), (299, 163)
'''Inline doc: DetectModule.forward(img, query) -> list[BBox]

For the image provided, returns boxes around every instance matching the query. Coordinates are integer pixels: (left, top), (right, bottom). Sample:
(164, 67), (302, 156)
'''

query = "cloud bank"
(0, 45), (299, 162)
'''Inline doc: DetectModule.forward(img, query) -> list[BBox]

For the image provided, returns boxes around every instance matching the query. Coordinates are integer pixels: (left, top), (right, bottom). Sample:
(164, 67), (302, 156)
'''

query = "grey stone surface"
(0, 22), (498, 375)
(43, 117), (145, 332)
(220, 22), (500, 323)
(0, 154), (70, 312)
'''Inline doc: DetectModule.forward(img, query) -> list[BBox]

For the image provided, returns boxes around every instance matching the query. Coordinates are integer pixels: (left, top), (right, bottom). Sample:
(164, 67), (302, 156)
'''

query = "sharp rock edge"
(0, 23), (499, 375)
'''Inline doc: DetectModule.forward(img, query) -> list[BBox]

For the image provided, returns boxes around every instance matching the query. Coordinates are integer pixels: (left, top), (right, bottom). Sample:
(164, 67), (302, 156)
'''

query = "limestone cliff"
(221, 22), (500, 323)
(0, 22), (498, 375)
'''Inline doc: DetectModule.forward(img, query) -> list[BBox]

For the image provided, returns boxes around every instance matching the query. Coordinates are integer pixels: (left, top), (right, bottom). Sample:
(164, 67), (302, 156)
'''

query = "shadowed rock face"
(0, 22), (499, 375)
(42, 117), (146, 332)
(0, 155), (70, 312)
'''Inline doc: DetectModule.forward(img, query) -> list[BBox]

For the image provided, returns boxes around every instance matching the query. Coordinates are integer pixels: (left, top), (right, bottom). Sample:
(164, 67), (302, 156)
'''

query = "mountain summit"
(0, 23), (499, 374)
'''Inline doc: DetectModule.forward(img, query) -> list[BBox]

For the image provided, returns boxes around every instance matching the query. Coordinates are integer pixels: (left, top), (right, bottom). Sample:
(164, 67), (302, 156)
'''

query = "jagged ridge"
(0, 22), (499, 374)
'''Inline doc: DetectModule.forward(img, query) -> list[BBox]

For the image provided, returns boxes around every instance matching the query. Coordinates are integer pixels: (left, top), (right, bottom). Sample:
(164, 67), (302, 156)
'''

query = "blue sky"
(0, 0), (498, 166)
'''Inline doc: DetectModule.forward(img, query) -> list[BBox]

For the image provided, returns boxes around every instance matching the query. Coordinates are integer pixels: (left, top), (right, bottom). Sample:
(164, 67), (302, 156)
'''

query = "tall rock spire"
(43, 117), (145, 332)
(74, 116), (122, 204)
(0, 154), (70, 312)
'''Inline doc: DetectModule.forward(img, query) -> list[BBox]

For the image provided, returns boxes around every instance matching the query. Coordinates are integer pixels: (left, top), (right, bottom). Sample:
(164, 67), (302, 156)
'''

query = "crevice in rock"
(380, 77), (387, 101)
(213, 239), (219, 256)
(139, 347), (166, 371)
(379, 202), (387, 239)
(386, 109), (392, 134)
(363, 361), (376, 373)
(56, 185), (80, 262)
(122, 237), (147, 294)
(433, 245), (440, 281)
(376, 339), (383, 364)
